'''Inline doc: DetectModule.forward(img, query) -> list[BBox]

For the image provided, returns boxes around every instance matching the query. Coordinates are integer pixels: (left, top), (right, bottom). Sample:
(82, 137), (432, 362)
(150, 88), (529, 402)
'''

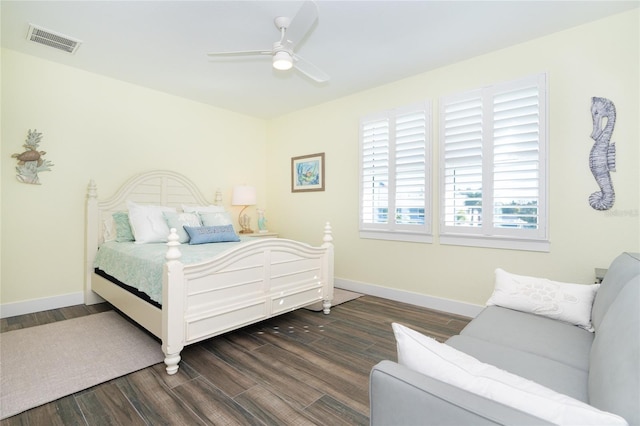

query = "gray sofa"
(370, 252), (640, 425)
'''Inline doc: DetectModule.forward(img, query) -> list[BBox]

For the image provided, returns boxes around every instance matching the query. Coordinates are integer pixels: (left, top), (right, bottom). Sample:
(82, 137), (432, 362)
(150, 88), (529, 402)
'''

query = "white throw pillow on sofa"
(487, 268), (599, 331)
(393, 323), (627, 426)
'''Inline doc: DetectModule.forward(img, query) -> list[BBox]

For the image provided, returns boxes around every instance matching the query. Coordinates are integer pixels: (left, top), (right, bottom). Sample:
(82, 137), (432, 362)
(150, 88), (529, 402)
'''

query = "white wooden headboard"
(91, 170), (212, 210)
(84, 170), (220, 303)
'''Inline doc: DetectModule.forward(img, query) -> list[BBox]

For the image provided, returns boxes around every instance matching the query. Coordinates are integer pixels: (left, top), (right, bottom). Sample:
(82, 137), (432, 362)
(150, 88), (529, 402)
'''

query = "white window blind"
(442, 93), (484, 228)
(361, 118), (390, 225)
(440, 74), (548, 251)
(492, 85), (542, 231)
(360, 102), (431, 242)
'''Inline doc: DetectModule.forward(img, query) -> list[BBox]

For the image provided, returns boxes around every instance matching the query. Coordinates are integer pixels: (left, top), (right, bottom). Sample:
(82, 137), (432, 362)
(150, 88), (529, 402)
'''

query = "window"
(359, 102), (432, 242)
(439, 74), (548, 251)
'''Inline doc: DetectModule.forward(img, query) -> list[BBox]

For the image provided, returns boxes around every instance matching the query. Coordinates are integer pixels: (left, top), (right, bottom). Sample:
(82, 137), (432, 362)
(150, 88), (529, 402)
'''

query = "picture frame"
(291, 152), (325, 192)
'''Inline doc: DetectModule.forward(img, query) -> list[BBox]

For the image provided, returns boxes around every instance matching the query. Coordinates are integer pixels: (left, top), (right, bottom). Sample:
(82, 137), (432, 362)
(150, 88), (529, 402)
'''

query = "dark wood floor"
(1, 295), (470, 425)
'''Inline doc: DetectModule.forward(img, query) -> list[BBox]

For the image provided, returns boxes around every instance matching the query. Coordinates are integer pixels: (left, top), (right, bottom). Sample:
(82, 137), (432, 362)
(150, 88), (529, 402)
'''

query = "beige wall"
(1, 49), (267, 305)
(267, 10), (640, 306)
(1, 10), (638, 311)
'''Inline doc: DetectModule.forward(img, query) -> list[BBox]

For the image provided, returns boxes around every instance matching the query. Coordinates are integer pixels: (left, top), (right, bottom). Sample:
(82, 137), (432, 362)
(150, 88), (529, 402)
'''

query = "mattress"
(93, 238), (251, 304)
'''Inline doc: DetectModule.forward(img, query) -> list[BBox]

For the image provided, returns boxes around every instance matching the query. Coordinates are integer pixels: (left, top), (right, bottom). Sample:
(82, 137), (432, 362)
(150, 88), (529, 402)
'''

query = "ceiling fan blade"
(207, 50), (271, 57)
(282, 1), (319, 50)
(293, 54), (329, 83)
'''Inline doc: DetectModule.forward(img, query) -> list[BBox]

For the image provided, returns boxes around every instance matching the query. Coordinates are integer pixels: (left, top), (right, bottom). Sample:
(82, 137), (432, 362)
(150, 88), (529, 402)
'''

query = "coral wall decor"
(11, 129), (54, 184)
(588, 97), (616, 210)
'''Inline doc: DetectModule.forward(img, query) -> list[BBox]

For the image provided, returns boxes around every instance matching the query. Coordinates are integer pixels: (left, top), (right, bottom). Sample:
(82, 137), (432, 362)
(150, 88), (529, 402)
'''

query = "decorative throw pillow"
(487, 269), (599, 331)
(102, 215), (116, 242)
(392, 323), (627, 426)
(163, 212), (202, 243)
(184, 225), (240, 245)
(112, 211), (135, 242)
(127, 201), (176, 244)
(182, 204), (226, 214)
(199, 211), (233, 227)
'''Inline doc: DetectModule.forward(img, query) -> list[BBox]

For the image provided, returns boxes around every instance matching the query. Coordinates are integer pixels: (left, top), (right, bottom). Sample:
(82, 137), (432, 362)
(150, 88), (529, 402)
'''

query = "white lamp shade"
(231, 185), (257, 206)
(273, 51), (293, 71)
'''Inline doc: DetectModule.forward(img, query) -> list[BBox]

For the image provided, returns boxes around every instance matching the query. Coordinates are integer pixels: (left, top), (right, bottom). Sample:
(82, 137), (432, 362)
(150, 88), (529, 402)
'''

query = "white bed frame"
(85, 170), (334, 375)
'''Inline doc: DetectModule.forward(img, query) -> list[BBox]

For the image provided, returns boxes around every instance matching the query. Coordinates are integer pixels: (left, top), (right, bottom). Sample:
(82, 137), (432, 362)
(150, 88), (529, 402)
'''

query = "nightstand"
(247, 232), (278, 238)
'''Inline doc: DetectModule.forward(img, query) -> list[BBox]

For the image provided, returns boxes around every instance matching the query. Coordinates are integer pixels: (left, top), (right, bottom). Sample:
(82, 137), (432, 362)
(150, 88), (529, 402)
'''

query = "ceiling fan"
(207, 1), (329, 83)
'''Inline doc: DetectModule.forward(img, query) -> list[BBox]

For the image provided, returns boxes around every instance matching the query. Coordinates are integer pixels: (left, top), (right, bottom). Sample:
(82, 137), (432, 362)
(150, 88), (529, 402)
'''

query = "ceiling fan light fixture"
(273, 51), (293, 71)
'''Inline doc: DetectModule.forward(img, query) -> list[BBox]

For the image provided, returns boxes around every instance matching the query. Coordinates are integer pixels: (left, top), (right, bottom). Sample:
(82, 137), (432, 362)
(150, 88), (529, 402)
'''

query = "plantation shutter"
(442, 92), (483, 230)
(492, 84), (541, 231)
(360, 102), (431, 242)
(395, 108), (427, 226)
(440, 73), (548, 250)
(361, 117), (390, 225)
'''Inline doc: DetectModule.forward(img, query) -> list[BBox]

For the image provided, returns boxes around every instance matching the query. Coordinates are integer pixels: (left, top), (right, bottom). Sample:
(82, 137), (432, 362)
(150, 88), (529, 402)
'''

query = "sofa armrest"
(370, 360), (555, 426)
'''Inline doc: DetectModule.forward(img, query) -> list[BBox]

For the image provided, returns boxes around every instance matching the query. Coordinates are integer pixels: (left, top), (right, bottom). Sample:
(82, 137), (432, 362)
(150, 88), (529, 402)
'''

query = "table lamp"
(231, 185), (257, 234)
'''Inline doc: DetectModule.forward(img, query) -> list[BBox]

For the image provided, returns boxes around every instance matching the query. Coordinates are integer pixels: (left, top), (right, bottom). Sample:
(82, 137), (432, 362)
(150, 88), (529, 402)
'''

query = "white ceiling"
(2, 1), (637, 119)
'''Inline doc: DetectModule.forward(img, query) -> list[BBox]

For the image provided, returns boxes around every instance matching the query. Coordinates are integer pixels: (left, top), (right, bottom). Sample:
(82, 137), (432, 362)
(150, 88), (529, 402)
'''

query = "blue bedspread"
(94, 239), (251, 304)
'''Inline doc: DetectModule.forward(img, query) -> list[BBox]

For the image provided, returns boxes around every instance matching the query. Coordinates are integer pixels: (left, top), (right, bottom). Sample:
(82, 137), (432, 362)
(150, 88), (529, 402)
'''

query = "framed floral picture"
(291, 152), (325, 192)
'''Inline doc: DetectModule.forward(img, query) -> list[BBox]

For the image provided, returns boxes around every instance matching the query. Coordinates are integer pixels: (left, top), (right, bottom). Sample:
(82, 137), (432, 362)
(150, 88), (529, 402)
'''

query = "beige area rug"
(0, 311), (164, 420)
(304, 288), (363, 311)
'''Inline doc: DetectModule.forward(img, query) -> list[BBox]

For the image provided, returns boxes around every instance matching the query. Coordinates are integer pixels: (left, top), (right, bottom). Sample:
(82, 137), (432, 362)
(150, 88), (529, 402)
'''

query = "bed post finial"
(214, 188), (223, 206)
(87, 179), (97, 199)
(323, 222), (333, 245)
(166, 228), (182, 261)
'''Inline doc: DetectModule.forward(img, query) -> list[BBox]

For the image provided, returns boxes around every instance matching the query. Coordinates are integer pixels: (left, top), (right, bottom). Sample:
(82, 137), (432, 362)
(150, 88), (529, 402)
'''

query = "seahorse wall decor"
(11, 129), (54, 185)
(588, 97), (616, 210)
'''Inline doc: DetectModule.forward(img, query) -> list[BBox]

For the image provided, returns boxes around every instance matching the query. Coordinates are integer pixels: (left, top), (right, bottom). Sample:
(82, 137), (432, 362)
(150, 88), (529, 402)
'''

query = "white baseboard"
(335, 278), (484, 318)
(0, 292), (84, 319)
(1, 280), (484, 320)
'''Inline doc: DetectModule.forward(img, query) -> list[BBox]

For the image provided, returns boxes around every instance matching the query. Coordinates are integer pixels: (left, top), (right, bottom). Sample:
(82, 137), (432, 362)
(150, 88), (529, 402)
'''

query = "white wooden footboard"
(161, 225), (334, 374)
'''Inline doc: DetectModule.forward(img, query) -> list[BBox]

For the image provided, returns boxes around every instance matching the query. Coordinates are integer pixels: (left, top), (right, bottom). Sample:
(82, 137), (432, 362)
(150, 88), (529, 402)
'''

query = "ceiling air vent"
(26, 24), (82, 54)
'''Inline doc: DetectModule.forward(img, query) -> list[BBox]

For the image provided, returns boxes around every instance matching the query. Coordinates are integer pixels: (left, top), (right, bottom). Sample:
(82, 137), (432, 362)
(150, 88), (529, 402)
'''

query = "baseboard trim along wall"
(335, 278), (484, 319)
(0, 292), (84, 319)
(1, 280), (484, 320)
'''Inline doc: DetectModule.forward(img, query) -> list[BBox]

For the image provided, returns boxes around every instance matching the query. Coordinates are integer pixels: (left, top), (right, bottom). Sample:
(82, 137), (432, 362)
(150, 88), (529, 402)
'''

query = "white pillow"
(102, 214), (115, 242)
(127, 201), (176, 244)
(182, 204), (226, 213)
(392, 323), (627, 426)
(487, 268), (599, 331)
(199, 211), (233, 227)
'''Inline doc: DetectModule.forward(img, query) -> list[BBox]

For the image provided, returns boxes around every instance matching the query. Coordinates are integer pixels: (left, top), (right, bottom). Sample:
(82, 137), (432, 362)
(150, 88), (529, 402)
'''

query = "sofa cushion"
(591, 252), (640, 330)
(460, 306), (594, 371)
(447, 335), (588, 402)
(393, 323), (627, 426)
(589, 276), (639, 426)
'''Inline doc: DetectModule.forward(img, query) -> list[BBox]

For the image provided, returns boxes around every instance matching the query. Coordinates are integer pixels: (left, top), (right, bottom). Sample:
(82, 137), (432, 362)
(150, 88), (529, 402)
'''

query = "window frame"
(359, 101), (433, 243)
(438, 73), (549, 252)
